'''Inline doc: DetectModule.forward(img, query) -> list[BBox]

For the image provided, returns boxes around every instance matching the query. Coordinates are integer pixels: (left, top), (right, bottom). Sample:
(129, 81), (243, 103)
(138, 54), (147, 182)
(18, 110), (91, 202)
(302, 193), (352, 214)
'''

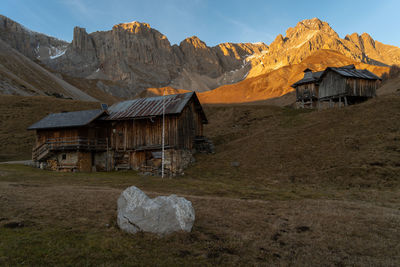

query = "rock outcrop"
(46, 23), (266, 94)
(245, 18), (400, 78)
(0, 38), (97, 101)
(1, 15), (399, 101)
(117, 186), (195, 235)
(0, 15), (68, 61)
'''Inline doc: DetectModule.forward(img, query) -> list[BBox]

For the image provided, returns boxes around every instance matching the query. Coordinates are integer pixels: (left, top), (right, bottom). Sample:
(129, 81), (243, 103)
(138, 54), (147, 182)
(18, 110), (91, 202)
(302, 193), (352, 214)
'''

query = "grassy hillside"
(60, 75), (121, 104)
(0, 95), (99, 161)
(0, 93), (399, 265)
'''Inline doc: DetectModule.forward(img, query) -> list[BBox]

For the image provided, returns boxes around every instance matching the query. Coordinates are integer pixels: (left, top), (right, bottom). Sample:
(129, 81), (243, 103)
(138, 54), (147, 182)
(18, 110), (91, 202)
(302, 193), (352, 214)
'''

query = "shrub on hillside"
(381, 65), (400, 82)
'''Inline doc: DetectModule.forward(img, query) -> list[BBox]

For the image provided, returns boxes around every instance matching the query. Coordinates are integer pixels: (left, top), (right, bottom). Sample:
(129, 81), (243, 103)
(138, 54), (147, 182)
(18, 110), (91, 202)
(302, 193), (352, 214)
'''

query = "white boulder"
(117, 186), (195, 235)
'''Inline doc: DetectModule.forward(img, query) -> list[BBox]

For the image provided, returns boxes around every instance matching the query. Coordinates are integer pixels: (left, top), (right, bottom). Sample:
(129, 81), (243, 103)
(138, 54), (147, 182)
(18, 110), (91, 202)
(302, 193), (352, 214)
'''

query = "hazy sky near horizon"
(2, 0), (399, 46)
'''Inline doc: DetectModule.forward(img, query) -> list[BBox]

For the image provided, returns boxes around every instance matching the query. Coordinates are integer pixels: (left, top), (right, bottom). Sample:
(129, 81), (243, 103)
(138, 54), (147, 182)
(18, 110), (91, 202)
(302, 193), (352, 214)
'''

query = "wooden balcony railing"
(32, 137), (108, 160)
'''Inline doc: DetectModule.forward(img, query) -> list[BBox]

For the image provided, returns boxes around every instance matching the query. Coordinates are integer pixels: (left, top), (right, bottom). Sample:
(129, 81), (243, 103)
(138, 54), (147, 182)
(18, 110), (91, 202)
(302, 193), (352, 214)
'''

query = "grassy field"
(0, 93), (400, 265)
(0, 95), (99, 161)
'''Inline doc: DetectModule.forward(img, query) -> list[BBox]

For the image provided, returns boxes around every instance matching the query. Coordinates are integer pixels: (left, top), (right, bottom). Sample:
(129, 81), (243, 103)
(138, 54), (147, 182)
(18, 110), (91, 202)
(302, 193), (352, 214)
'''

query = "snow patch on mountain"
(49, 45), (67, 59)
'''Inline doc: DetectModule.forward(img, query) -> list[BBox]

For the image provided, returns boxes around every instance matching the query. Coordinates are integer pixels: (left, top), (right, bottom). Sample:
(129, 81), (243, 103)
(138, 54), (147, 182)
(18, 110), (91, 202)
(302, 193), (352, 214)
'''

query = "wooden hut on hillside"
(28, 109), (109, 172)
(292, 65), (381, 108)
(104, 92), (208, 174)
(318, 65), (381, 106)
(292, 68), (323, 108)
(28, 92), (210, 175)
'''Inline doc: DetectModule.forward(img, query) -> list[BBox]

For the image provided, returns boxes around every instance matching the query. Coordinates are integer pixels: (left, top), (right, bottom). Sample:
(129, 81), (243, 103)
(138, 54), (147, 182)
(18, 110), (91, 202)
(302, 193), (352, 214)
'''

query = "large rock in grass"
(117, 186), (195, 235)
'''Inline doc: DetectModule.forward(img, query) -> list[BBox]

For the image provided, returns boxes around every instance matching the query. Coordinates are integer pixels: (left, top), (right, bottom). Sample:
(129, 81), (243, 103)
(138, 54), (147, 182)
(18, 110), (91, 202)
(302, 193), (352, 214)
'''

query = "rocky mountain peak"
(180, 36), (207, 49)
(0, 14), (68, 61)
(113, 21), (151, 33)
(72, 27), (93, 51)
(361, 32), (375, 46)
(286, 18), (338, 39)
(299, 18), (325, 29)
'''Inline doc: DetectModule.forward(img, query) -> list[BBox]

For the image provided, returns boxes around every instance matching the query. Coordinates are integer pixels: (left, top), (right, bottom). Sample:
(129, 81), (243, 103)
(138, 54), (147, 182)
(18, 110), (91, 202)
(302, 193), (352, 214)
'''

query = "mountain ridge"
(0, 15), (399, 102)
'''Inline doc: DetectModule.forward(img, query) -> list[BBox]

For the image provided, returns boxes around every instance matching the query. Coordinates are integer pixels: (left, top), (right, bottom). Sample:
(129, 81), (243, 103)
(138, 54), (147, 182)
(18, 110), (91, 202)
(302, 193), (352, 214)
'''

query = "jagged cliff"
(0, 15), (68, 61)
(0, 16), (267, 95)
(1, 15), (399, 101)
(245, 18), (400, 78)
(44, 22), (266, 94)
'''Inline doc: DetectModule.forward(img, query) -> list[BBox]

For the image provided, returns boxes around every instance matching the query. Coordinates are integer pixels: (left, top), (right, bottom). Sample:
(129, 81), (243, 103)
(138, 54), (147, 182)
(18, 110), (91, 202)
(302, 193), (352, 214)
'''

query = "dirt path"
(0, 160), (32, 165)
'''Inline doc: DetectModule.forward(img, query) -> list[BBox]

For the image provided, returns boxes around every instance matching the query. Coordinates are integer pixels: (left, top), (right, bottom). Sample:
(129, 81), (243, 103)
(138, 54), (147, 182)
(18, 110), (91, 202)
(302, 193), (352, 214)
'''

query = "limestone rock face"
(45, 22), (266, 93)
(0, 15), (269, 94)
(245, 18), (400, 78)
(2, 14), (400, 100)
(0, 15), (68, 61)
(179, 36), (223, 77)
(117, 186), (195, 235)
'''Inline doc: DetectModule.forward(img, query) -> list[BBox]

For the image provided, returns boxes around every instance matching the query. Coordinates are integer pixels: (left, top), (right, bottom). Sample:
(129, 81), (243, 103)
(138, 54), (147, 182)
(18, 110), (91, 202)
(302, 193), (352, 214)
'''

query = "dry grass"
(0, 95), (99, 161)
(0, 93), (399, 265)
(0, 166), (399, 266)
(60, 74), (121, 104)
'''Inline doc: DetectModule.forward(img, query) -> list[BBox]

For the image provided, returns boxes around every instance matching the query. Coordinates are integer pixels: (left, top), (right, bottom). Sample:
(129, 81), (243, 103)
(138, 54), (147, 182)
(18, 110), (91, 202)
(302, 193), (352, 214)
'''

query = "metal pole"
(106, 137), (108, 171)
(161, 88), (165, 178)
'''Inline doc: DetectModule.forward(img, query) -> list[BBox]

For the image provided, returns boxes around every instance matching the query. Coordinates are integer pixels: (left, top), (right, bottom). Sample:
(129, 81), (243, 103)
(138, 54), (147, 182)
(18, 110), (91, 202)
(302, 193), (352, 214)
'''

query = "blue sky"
(1, 0), (399, 46)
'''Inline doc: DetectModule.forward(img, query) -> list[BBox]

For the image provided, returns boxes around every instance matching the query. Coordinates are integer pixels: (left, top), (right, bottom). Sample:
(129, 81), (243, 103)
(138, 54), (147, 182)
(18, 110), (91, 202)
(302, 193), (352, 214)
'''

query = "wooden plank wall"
(178, 101), (203, 149)
(319, 71), (347, 99)
(36, 128), (79, 145)
(345, 78), (377, 97)
(110, 99), (204, 151)
(111, 116), (179, 150)
(296, 83), (318, 100)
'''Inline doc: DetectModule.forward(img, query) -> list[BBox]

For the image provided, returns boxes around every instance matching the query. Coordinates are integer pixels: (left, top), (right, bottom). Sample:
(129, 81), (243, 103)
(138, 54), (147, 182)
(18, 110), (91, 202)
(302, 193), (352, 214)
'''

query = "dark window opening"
(62, 154), (67, 160)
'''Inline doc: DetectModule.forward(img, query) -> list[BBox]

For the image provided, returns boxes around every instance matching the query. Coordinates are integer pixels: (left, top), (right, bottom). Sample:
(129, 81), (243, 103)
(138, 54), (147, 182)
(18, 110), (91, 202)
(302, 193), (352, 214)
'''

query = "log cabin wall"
(110, 116), (179, 150)
(178, 100), (204, 149)
(36, 128), (80, 147)
(296, 83), (319, 100)
(345, 78), (378, 97)
(110, 99), (204, 151)
(319, 71), (347, 99)
(35, 123), (109, 148)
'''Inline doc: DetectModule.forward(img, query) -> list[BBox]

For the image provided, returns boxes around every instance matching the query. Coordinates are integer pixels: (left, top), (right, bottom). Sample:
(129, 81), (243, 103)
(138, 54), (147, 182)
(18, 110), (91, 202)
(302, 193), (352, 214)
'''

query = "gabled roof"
(323, 65), (381, 80)
(292, 71), (324, 87)
(27, 109), (106, 130)
(292, 65), (381, 88)
(106, 92), (208, 123)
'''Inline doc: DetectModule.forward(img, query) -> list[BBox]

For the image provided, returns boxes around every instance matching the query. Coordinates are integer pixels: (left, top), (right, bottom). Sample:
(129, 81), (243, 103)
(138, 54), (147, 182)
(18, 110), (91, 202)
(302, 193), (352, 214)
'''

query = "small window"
(62, 154), (67, 160)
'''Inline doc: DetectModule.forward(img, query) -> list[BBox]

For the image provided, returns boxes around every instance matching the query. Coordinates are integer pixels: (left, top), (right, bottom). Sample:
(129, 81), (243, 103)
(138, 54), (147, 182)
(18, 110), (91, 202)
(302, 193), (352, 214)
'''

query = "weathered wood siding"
(36, 128), (79, 146)
(319, 71), (347, 99)
(296, 83), (319, 100)
(111, 116), (179, 150)
(177, 101), (203, 149)
(345, 78), (377, 97)
(110, 99), (204, 151)
(35, 124), (108, 149)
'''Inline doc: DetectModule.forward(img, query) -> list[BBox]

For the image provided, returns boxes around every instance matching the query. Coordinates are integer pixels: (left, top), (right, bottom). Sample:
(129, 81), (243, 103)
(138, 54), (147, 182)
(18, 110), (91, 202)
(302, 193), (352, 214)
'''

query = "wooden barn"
(28, 109), (109, 172)
(28, 92), (210, 175)
(292, 65), (381, 108)
(104, 92), (208, 174)
(292, 68), (323, 108)
(318, 65), (381, 105)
